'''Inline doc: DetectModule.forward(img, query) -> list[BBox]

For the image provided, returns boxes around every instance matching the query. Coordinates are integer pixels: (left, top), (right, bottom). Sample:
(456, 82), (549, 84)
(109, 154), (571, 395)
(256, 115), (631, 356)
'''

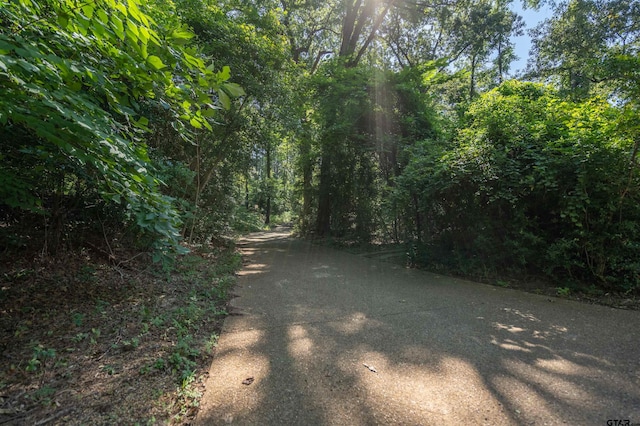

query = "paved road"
(196, 229), (640, 425)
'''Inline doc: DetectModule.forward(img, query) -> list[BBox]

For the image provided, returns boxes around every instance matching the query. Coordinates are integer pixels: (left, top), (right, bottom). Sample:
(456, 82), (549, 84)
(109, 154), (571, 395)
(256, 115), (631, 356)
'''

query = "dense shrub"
(401, 81), (640, 292)
(0, 0), (234, 255)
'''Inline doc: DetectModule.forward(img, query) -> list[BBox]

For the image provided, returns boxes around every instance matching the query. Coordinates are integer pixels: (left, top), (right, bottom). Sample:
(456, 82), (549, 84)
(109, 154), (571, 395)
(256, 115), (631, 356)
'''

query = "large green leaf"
(146, 55), (166, 70)
(222, 82), (245, 97)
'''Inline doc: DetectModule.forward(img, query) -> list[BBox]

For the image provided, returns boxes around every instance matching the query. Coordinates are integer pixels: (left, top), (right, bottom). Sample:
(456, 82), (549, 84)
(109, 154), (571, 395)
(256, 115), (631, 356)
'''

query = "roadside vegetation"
(1, 0), (639, 421)
(0, 242), (241, 424)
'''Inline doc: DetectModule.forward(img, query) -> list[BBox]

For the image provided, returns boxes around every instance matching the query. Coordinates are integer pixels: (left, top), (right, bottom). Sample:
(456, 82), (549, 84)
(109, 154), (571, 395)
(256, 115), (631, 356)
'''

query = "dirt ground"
(0, 244), (239, 425)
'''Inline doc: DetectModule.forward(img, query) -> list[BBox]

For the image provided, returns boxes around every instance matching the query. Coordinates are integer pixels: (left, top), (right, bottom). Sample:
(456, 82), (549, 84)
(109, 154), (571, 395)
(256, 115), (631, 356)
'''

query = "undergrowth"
(0, 243), (241, 425)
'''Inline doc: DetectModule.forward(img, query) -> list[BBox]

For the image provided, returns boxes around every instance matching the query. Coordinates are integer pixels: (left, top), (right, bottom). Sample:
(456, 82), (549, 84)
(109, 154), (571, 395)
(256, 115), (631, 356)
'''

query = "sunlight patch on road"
(238, 263), (268, 276)
(287, 325), (315, 358)
(239, 230), (291, 244)
(198, 330), (270, 423)
(492, 323), (526, 333)
(218, 328), (264, 351)
(500, 358), (598, 411)
(353, 353), (511, 423)
(490, 336), (533, 353)
(534, 358), (591, 375)
(491, 373), (556, 423)
(330, 312), (368, 335)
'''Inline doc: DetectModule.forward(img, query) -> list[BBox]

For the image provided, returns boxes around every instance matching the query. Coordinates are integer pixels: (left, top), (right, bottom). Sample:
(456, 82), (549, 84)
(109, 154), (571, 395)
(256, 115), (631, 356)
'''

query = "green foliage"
(231, 207), (267, 233)
(529, 0), (640, 99)
(71, 313), (84, 327)
(141, 0), (293, 242)
(308, 61), (444, 242)
(0, 0), (235, 254)
(101, 364), (117, 375)
(168, 334), (198, 380)
(26, 344), (56, 373)
(311, 62), (376, 239)
(1, 0), (636, 299)
(401, 81), (640, 292)
(31, 385), (56, 406)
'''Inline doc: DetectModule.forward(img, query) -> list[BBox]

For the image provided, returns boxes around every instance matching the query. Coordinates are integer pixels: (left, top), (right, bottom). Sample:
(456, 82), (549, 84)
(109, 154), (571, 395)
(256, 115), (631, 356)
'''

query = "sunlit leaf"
(189, 117), (202, 128)
(110, 15), (125, 40)
(183, 53), (204, 69)
(82, 4), (94, 18)
(218, 65), (231, 82)
(147, 55), (166, 70)
(96, 9), (109, 24)
(126, 21), (140, 38)
(171, 30), (195, 44)
(138, 25), (150, 44)
(115, 3), (127, 16)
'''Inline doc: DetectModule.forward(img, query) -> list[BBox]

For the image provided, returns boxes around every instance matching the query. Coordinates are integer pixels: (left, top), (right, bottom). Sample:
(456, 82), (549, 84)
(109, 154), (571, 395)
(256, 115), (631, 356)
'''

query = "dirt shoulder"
(0, 245), (240, 425)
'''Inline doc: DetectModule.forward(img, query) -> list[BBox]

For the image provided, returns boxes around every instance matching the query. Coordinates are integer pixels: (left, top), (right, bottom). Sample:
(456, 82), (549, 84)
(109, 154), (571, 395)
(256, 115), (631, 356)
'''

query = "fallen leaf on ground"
(242, 377), (254, 385)
(363, 363), (377, 373)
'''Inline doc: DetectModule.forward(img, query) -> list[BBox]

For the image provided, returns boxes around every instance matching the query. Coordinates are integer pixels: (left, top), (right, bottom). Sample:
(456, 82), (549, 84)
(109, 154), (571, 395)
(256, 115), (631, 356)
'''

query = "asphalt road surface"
(196, 228), (640, 425)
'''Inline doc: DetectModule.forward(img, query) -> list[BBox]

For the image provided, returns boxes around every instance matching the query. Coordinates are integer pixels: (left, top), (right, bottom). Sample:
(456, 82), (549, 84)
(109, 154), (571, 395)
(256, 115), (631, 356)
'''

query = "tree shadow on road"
(197, 230), (640, 425)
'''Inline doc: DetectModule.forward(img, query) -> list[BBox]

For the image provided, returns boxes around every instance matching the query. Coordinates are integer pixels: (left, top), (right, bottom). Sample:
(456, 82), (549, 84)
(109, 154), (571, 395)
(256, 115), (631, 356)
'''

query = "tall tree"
(529, 0), (640, 98)
(448, 0), (524, 97)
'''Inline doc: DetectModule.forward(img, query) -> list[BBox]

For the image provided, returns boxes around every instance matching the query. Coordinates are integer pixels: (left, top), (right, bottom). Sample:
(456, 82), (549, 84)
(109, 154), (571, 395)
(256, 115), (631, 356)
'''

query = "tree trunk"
(316, 152), (332, 235)
(469, 54), (477, 99)
(265, 143), (272, 225)
(300, 138), (313, 232)
(412, 192), (422, 242)
(245, 172), (250, 210)
(340, 0), (397, 67)
(497, 41), (504, 84)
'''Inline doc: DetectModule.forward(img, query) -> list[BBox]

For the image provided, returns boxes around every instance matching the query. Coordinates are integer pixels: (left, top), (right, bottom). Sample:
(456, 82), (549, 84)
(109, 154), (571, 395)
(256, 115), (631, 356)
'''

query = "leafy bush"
(0, 0), (234, 254)
(401, 81), (640, 292)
